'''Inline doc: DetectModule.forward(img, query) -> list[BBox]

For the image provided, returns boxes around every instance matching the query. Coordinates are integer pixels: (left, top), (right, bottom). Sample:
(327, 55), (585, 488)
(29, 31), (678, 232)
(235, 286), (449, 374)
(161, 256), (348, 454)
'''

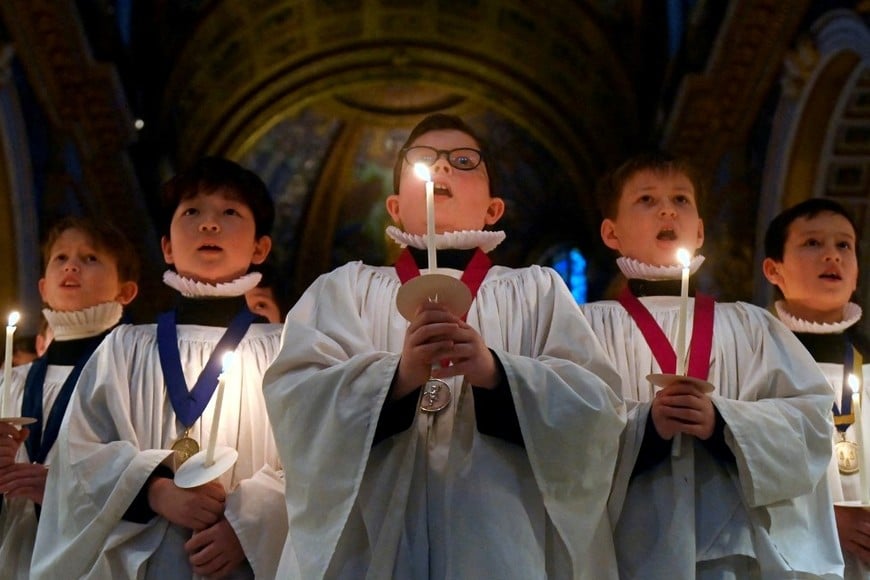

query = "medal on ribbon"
(836, 432), (859, 475)
(420, 378), (451, 413)
(394, 248), (492, 414)
(171, 429), (201, 465)
(835, 343), (863, 475)
(157, 307), (255, 466)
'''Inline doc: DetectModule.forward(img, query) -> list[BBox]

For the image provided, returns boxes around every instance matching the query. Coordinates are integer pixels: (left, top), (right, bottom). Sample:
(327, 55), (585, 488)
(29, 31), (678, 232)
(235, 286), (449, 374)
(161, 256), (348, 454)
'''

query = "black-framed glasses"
(401, 146), (483, 170)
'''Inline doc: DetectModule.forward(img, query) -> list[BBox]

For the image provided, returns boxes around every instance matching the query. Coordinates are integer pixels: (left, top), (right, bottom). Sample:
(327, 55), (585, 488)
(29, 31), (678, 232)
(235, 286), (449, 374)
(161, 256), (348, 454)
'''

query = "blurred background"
(0, 0), (867, 335)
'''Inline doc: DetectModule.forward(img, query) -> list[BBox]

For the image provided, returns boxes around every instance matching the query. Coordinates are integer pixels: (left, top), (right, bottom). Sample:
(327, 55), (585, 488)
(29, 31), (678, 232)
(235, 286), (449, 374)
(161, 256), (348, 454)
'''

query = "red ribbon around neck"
(617, 286), (715, 380)
(394, 248), (492, 320)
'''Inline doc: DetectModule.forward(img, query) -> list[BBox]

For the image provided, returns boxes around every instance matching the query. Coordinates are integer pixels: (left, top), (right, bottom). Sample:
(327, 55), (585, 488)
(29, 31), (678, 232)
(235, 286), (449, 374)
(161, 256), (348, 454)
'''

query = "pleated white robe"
(0, 363), (70, 579)
(263, 261), (627, 580)
(31, 323), (286, 579)
(582, 296), (843, 579)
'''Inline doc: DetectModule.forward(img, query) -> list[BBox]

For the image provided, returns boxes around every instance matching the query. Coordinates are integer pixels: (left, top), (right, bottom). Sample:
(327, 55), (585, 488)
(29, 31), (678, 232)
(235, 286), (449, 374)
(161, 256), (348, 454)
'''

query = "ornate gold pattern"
(164, 0), (633, 181)
(663, 1), (811, 173)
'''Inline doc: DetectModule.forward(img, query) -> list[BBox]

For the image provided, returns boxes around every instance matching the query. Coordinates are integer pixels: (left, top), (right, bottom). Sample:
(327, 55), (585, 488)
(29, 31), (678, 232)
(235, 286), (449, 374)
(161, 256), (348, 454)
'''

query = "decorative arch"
(161, 0), (640, 300)
(755, 9), (870, 314)
(163, 0), (635, 180)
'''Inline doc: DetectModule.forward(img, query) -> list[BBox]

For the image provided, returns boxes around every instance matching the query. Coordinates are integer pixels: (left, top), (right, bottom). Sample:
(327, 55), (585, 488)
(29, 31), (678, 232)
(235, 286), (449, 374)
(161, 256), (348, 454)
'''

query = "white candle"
(206, 351), (235, 466)
(671, 251), (691, 458)
(414, 162), (437, 271)
(675, 249), (691, 375)
(850, 374), (870, 504)
(2, 311), (19, 418)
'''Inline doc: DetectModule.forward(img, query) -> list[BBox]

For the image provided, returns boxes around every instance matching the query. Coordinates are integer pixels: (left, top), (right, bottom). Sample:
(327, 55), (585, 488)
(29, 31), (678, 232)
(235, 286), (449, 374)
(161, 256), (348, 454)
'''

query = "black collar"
(174, 295), (266, 326)
(794, 328), (870, 364)
(44, 331), (111, 366)
(407, 247), (477, 271)
(627, 278), (698, 298)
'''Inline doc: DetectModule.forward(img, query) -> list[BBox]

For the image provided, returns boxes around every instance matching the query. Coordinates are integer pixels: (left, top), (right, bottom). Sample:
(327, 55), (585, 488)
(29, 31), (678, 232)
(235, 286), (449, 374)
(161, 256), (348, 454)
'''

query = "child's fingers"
(658, 382), (709, 398)
(410, 323), (460, 348)
(190, 544), (227, 572)
(0, 467), (46, 499)
(184, 528), (212, 553)
(656, 393), (704, 411)
(197, 480), (227, 502)
(0, 422), (21, 438)
(408, 306), (458, 331)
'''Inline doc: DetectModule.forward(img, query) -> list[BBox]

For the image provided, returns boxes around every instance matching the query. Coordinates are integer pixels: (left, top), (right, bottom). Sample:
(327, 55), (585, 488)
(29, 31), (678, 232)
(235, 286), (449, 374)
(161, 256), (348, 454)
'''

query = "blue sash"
(22, 353), (90, 464)
(156, 308), (255, 428)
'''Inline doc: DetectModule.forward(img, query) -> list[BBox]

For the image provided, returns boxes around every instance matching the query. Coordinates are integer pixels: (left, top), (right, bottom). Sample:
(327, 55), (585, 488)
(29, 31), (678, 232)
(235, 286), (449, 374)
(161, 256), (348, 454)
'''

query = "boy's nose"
(430, 157), (452, 175)
(198, 220), (220, 232)
(659, 203), (677, 217)
(64, 260), (80, 272)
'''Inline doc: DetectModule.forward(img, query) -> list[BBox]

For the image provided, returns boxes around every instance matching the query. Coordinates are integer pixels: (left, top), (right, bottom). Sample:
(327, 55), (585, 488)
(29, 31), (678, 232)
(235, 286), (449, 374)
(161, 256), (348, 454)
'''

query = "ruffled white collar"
(616, 255), (706, 281)
(386, 226), (506, 254)
(162, 270), (262, 298)
(43, 302), (123, 341)
(774, 301), (862, 334)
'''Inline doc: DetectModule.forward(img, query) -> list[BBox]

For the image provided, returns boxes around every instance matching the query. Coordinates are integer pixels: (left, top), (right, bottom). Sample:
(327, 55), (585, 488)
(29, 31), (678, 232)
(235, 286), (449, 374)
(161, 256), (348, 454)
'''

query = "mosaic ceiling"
(0, 0), (819, 317)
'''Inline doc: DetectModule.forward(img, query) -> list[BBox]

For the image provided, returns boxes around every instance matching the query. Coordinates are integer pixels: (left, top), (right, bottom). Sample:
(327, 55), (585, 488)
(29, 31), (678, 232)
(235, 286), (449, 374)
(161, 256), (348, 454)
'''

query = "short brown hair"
(596, 151), (705, 220)
(42, 216), (140, 283)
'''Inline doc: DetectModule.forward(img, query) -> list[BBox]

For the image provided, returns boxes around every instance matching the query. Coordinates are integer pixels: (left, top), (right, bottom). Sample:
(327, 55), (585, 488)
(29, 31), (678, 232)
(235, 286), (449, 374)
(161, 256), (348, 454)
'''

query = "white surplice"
(0, 364), (68, 579)
(263, 260), (627, 579)
(821, 359), (870, 580)
(582, 297), (843, 579)
(31, 322), (286, 579)
(0, 302), (122, 580)
(776, 302), (869, 580)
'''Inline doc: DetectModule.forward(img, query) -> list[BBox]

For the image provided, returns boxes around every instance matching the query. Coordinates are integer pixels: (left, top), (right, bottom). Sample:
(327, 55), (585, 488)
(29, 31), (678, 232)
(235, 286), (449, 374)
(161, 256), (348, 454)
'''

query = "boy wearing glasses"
(264, 114), (625, 579)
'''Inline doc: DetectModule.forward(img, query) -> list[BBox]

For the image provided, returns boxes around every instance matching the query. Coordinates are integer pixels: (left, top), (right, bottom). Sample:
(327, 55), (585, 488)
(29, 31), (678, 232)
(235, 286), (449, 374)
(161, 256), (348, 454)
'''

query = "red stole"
(394, 248), (492, 317)
(617, 286), (715, 380)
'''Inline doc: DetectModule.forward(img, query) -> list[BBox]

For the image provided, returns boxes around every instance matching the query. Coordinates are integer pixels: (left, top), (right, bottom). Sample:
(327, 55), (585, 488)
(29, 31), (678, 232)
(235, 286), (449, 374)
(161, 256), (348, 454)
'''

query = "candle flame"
(413, 162), (431, 182)
(676, 248), (692, 268)
(7, 311), (19, 327)
(849, 373), (861, 394)
(221, 351), (237, 373)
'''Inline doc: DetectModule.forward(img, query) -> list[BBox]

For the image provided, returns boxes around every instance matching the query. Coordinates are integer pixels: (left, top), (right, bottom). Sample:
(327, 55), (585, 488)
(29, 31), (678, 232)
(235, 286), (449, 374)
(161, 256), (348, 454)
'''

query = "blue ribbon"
(22, 353), (90, 464)
(157, 307), (255, 428)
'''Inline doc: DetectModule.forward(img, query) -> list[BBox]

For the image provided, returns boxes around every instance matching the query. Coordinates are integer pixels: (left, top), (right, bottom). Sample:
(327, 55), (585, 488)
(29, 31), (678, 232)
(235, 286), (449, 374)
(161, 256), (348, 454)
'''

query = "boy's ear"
(483, 197), (506, 226)
(600, 219), (621, 252)
(37, 277), (47, 304)
(762, 257), (783, 286)
(160, 236), (174, 265)
(695, 218), (705, 250)
(115, 281), (139, 306)
(251, 235), (272, 266)
(385, 195), (401, 225)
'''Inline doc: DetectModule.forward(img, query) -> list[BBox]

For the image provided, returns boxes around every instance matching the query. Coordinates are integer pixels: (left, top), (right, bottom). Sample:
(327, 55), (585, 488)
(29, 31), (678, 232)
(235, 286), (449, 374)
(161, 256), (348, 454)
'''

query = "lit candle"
(675, 249), (692, 375)
(206, 351), (235, 466)
(2, 311), (19, 418)
(850, 374), (870, 504)
(670, 251), (691, 458)
(413, 162), (437, 271)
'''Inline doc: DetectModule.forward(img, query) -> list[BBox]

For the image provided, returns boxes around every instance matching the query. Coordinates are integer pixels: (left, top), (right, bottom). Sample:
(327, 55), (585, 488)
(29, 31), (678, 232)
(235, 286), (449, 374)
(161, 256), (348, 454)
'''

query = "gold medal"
(171, 430), (199, 466)
(420, 378), (451, 413)
(836, 432), (859, 475)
